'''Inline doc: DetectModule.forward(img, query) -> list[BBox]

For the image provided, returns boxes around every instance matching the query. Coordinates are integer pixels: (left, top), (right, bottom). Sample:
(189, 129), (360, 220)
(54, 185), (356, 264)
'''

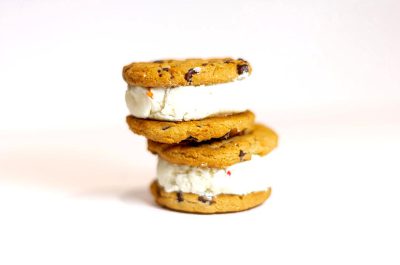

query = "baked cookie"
(123, 58), (252, 88)
(147, 124), (278, 168)
(150, 181), (271, 214)
(126, 111), (255, 144)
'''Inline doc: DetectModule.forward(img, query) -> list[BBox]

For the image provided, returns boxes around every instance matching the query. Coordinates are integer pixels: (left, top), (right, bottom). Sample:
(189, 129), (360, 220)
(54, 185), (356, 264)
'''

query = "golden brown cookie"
(123, 58), (252, 88)
(150, 181), (271, 214)
(148, 123), (278, 168)
(126, 111), (255, 144)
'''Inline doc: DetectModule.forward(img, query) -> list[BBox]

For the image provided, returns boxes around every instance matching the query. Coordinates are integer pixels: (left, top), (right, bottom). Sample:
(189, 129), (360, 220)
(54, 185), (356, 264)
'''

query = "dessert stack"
(123, 58), (278, 214)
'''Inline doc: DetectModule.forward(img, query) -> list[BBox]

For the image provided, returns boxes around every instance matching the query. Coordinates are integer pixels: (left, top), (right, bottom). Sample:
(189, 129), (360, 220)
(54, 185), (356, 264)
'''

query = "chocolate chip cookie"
(150, 181), (271, 214)
(126, 111), (255, 144)
(123, 58), (252, 88)
(147, 124), (278, 168)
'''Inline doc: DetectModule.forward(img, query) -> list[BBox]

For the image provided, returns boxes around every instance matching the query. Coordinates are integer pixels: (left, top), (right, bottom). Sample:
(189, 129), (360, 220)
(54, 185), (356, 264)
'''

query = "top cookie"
(148, 124), (278, 168)
(122, 58), (252, 88)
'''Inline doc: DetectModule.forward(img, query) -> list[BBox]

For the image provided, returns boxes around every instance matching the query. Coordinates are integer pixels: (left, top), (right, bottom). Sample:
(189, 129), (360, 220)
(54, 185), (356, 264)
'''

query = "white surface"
(1, 0), (400, 264)
(157, 155), (271, 196)
(125, 81), (248, 121)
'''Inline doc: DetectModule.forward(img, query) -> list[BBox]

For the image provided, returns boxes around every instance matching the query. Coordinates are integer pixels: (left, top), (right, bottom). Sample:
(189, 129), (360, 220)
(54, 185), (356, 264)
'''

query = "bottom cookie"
(150, 181), (271, 214)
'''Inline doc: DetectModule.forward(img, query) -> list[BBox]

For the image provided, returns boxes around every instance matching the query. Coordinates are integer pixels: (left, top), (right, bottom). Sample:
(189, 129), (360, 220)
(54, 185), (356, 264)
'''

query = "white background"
(1, 0), (400, 264)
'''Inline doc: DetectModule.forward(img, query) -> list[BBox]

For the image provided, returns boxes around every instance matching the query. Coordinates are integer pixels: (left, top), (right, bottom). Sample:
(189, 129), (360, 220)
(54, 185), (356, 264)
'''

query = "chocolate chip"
(201, 63), (208, 66)
(162, 126), (171, 130)
(162, 67), (169, 71)
(224, 59), (233, 63)
(184, 68), (200, 83)
(185, 136), (198, 142)
(153, 60), (164, 63)
(177, 192), (184, 202)
(159, 74), (163, 77)
(237, 64), (249, 75)
(198, 195), (213, 204)
(198, 196), (207, 203)
(157, 69), (161, 73)
(239, 150), (246, 161)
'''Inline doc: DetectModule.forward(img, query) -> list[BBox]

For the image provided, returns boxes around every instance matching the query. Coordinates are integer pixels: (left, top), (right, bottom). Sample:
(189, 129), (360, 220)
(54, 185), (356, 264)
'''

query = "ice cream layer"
(125, 80), (249, 121)
(157, 155), (271, 196)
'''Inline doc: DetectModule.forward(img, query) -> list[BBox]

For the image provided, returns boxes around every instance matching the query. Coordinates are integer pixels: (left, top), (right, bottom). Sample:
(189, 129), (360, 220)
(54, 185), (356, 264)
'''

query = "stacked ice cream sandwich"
(123, 58), (278, 214)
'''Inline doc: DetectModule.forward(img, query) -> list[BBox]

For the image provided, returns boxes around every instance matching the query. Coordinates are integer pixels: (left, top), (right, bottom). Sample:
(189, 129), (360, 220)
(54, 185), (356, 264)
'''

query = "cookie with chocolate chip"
(126, 111), (255, 144)
(147, 124), (278, 168)
(123, 58), (252, 88)
(150, 181), (271, 214)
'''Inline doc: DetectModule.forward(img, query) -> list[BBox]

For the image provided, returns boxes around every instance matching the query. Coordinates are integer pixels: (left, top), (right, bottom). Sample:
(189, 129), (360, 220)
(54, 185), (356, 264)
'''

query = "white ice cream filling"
(156, 155), (271, 196)
(125, 80), (249, 121)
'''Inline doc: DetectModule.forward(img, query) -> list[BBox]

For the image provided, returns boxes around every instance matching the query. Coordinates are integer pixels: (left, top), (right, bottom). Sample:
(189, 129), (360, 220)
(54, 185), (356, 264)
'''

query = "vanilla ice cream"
(156, 155), (271, 196)
(125, 80), (250, 121)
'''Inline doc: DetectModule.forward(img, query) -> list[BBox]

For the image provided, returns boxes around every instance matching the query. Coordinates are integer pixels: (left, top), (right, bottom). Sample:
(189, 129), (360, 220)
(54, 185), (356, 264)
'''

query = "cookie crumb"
(146, 89), (153, 98)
